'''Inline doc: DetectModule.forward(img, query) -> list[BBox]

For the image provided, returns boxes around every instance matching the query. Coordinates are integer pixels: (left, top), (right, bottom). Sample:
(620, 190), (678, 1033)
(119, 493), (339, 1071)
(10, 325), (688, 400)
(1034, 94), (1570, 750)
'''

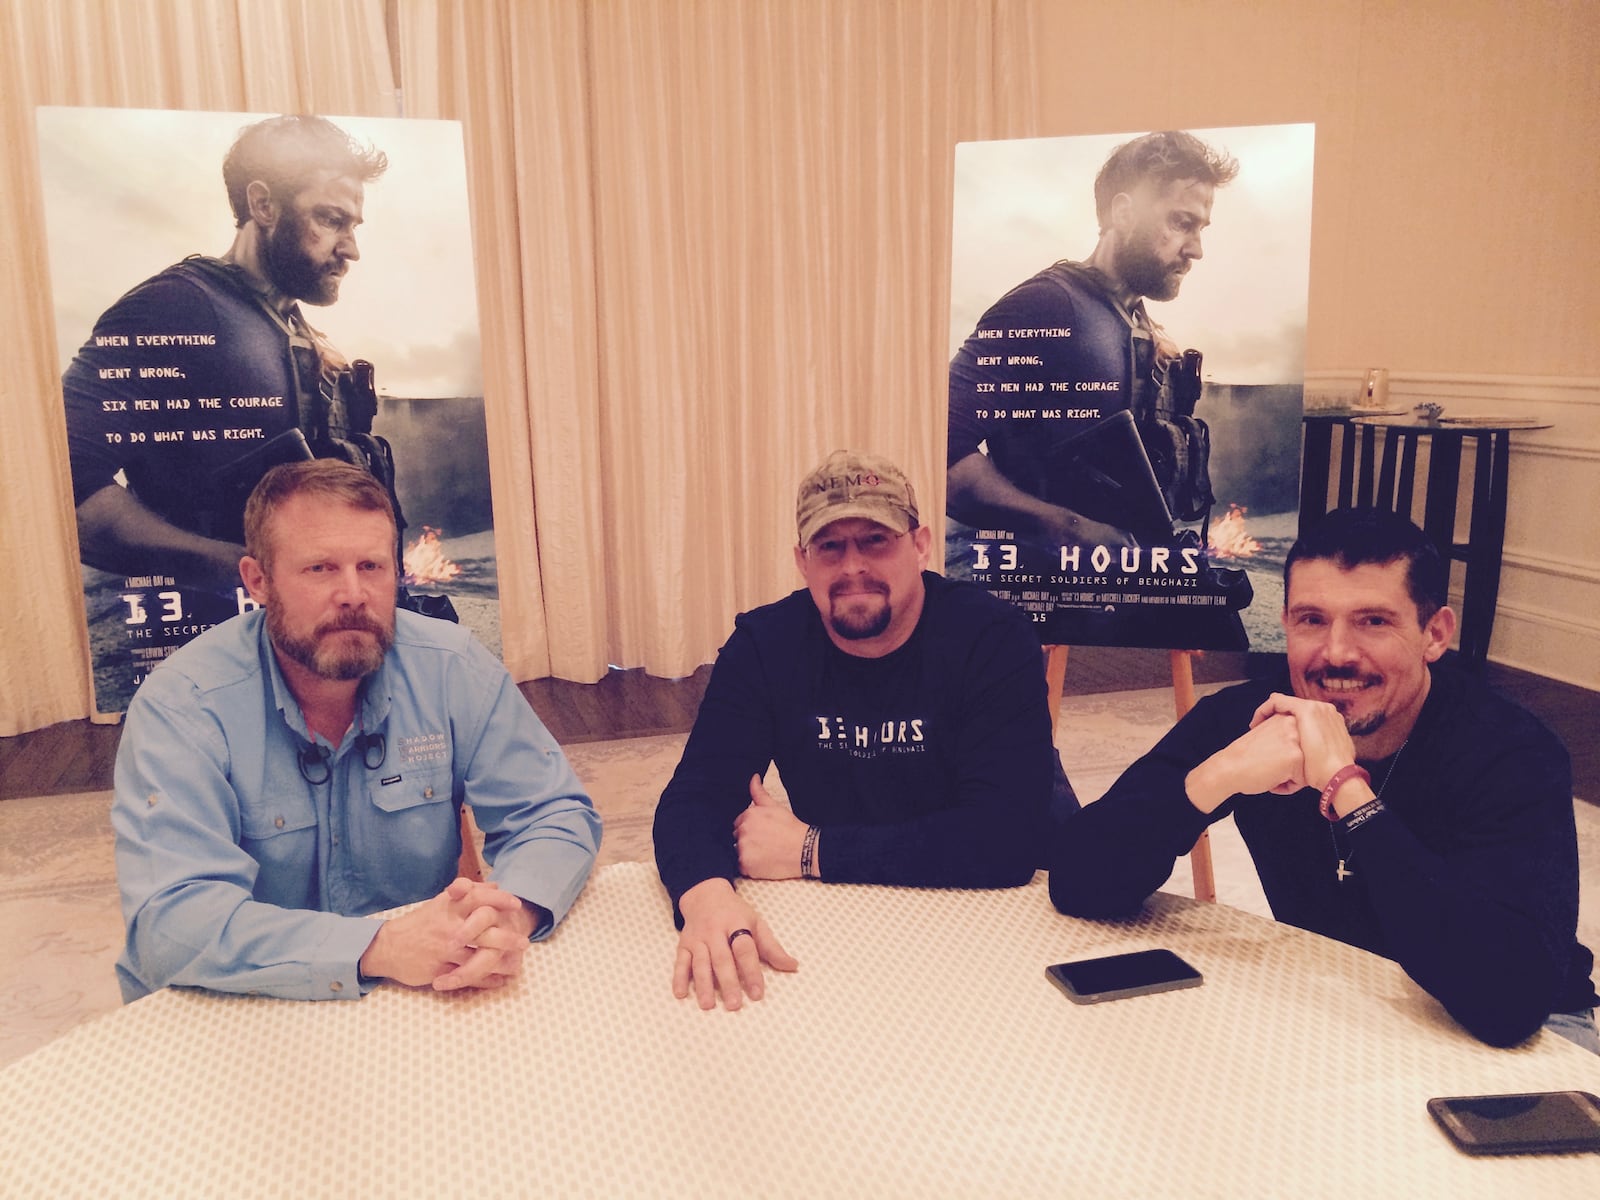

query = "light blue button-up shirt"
(113, 609), (601, 1002)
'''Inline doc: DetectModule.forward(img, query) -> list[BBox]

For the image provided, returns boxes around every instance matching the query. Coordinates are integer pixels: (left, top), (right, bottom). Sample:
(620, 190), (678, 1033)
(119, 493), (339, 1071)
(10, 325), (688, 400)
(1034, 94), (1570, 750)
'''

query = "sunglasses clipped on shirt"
(297, 730), (387, 786)
(805, 529), (907, 567)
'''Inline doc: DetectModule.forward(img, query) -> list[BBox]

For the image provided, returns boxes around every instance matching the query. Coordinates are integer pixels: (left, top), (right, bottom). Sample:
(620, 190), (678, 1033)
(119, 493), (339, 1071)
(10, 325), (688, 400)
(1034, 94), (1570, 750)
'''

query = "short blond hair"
(244, 460), (395, 575)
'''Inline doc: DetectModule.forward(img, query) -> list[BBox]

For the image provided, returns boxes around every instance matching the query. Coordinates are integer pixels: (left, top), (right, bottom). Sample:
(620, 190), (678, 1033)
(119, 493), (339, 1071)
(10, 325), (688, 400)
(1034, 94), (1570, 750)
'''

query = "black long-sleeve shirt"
(654, 573), (1056, 915)
(1049, 661), (1596, 1046)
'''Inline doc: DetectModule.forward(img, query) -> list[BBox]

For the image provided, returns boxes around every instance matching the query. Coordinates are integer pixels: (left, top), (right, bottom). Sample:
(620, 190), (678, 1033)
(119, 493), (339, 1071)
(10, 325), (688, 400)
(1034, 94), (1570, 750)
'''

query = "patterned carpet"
(3, 684), (1596, 1069)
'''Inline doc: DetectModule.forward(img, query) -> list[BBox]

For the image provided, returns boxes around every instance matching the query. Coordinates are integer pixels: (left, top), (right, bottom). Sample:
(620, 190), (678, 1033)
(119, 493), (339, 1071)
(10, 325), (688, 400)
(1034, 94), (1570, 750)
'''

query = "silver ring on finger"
(727, 928), (754, 949)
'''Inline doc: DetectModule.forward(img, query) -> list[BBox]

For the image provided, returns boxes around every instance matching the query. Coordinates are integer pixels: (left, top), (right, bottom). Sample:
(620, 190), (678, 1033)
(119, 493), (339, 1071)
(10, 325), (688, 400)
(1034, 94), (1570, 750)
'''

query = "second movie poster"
(945, 124), (1314, 653)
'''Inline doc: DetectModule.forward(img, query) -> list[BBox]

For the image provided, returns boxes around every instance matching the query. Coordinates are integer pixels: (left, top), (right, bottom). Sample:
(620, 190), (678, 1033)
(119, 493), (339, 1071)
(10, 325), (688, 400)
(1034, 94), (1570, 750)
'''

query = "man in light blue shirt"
(113, 460), (601, 1002)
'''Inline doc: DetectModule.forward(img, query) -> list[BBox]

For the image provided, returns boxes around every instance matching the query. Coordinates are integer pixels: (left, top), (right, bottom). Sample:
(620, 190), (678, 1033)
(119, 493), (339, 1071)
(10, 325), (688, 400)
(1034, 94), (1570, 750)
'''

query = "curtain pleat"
(580, 0), (999, 677)
(396, 0), (604, 683)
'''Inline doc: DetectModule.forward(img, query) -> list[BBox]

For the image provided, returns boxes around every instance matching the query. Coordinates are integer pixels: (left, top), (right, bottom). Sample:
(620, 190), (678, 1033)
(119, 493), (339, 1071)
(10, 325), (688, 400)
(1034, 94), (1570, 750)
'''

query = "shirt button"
(274, 816), (285, 829)
(147, 793), (158, 807)
(424, 787), (434, 799)
(330, 980), (344, 992)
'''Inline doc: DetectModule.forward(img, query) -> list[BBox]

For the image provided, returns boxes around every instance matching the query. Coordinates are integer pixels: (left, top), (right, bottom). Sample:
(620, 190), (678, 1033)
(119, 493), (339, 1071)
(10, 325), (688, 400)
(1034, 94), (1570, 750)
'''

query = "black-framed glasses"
(297, 731), (387, 786)
(805, 529), (906, 566)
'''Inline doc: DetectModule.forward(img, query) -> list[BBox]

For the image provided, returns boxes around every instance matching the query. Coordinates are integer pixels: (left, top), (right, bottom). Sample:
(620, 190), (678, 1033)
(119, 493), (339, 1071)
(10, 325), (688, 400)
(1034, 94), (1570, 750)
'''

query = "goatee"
(828, 580), (892, 641)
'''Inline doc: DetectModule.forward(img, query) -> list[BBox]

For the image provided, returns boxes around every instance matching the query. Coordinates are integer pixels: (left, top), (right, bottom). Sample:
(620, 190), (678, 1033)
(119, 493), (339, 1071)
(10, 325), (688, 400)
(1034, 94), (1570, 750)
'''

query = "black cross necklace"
(1331, 739), (1407, 883)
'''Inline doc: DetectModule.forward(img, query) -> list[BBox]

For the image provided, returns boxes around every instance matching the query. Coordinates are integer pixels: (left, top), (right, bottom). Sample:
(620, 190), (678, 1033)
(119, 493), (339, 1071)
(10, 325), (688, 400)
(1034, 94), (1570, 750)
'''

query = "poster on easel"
(945, 124), (1314, 652)
(37, 107), (499, 715)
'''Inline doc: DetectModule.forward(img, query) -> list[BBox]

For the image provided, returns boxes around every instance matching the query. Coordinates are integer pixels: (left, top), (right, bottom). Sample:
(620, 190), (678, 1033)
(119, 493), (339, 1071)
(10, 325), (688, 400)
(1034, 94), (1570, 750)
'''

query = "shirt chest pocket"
(365, 768), (456, 866)
(368, 768), (454, 814)
(239, 791), (318, 875)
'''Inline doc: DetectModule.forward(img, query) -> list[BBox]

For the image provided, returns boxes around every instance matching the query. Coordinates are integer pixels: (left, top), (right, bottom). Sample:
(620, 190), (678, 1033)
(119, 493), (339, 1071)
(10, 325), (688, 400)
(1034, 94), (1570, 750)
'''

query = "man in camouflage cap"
(654, 450), (1070, 1011)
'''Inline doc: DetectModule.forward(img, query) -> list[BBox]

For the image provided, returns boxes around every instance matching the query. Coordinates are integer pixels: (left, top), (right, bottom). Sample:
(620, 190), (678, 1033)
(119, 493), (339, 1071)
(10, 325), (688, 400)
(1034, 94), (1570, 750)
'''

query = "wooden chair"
(457, 808), (485, 882)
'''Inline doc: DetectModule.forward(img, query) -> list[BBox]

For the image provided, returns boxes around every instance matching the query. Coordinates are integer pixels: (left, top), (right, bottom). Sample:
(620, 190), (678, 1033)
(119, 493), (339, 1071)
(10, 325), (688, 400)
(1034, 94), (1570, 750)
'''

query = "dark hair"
(245, 460), (395, 576)
(1093, 131), (1240, 230)
(1283, 507), (1447, 626)
(223, 115), (388, 227)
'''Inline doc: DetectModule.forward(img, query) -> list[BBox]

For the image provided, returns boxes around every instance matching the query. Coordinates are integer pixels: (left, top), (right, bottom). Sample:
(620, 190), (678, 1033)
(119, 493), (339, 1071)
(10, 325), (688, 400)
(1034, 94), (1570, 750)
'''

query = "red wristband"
(1319, 763), (1372, 821)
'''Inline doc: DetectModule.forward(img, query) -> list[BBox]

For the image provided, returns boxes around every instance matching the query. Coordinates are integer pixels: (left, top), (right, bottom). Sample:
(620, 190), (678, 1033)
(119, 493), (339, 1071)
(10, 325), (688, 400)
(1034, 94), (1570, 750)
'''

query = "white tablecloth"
(1, 862), (1596, 1197)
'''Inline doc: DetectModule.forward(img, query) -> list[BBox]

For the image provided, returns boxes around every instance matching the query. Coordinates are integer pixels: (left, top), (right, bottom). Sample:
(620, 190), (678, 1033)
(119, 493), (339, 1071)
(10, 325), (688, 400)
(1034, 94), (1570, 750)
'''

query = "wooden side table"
(1348, 416), (1551, 665)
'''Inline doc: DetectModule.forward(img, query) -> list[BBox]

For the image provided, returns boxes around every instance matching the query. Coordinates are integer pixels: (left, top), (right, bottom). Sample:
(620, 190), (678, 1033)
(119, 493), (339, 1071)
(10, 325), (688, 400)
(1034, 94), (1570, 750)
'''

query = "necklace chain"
(1331, 739), (1407, 883)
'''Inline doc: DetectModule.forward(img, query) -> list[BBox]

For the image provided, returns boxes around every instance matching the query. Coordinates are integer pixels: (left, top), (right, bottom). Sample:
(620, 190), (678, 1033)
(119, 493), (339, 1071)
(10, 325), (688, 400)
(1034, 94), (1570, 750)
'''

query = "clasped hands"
(360, 877), (543, 992)
(1186, 693), (1361, 813)
(672, 776), (805, 1010)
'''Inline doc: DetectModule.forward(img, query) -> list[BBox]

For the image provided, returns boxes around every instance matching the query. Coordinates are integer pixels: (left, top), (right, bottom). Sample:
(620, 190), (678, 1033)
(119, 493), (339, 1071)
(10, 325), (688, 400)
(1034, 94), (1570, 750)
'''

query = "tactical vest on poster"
(168, 258), (404, 544)
(1033, 262), (1215, 526)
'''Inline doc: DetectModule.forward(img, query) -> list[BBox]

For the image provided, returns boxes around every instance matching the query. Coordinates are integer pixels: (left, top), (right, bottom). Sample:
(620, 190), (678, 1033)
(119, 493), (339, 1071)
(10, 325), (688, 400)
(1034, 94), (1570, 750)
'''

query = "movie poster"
(37, 108), (497, 715)
(945, 124), (1314, 652)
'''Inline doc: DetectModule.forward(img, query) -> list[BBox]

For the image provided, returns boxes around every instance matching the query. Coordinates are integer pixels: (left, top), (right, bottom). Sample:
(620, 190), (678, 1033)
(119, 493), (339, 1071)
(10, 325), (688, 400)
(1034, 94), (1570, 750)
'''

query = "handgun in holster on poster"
(1139, 348), (1216, 524)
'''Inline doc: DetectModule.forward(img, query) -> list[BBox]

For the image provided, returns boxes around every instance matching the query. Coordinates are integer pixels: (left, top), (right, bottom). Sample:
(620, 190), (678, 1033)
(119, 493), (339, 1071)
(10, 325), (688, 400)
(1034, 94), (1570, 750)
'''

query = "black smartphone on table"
(1427, 1091), (1600, 1156)
(1045, 948), (1203, 1004)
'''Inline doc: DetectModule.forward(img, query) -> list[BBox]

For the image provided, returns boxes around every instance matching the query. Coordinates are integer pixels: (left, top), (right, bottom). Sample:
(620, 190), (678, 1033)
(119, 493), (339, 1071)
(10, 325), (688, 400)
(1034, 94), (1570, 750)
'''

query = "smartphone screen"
(1045, 948), (1203, 1004)
(1427, 1091), (1600, 1156)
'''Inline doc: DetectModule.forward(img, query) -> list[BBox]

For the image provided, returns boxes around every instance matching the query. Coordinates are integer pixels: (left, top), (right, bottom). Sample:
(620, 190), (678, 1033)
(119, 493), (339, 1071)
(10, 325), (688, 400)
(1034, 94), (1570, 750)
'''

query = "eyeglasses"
(805, 529), (906, 566)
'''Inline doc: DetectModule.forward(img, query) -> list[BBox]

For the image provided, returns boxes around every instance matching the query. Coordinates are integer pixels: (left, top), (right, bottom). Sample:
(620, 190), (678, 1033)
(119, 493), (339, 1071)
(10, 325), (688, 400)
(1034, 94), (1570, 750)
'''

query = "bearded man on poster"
(61, 115), (407, 709)
(946, 129), (1249, 648)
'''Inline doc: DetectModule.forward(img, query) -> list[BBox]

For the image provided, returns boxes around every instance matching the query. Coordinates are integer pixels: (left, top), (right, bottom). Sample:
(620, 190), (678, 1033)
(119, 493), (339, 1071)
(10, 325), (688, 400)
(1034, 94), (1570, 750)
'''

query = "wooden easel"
(1046, 644), (1216, 902)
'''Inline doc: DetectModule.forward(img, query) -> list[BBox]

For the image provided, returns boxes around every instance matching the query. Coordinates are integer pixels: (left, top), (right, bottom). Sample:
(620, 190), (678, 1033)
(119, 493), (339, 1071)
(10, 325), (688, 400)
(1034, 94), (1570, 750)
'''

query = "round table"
(1, 862), (1596, 1197)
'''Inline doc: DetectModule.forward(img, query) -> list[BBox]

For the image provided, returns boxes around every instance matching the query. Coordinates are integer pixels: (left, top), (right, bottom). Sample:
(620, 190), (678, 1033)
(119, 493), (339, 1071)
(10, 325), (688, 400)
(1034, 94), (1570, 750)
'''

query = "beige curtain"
(400, 0), (1021, 683)
(395, 0), (601, 684)
(0, 0), (396, 736)
(579, 0), (996, 679)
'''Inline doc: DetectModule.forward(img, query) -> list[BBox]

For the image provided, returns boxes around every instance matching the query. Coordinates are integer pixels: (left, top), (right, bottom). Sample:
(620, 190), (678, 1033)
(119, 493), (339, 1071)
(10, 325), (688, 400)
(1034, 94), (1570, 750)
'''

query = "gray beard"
(268, 607), (393, 681)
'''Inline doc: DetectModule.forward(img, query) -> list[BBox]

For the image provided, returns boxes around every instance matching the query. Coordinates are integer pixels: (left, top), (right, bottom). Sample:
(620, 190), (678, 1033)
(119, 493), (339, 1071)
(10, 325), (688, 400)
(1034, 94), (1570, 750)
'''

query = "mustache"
(829, 579), (889, 599)
(317, 611), (386, 637)
(1308, 665), (1380, 685)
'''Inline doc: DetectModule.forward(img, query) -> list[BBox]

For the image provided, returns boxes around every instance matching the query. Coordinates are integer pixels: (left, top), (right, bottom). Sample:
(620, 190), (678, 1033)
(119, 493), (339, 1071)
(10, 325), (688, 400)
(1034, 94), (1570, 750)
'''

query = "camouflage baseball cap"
(795, 450), (919, 546)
